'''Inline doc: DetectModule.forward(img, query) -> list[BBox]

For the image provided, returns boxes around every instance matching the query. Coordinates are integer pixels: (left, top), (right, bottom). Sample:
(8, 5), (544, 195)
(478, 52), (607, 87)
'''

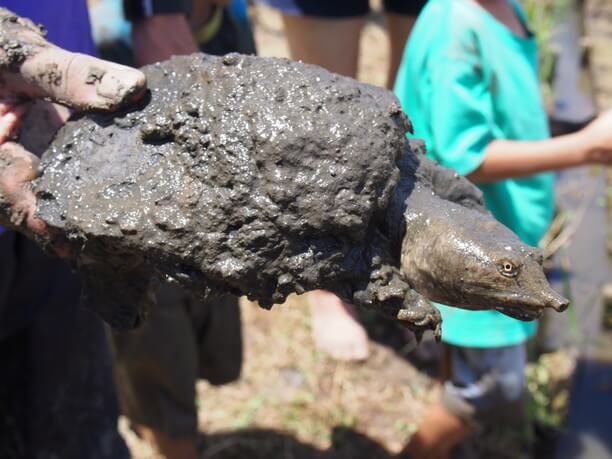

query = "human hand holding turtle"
(0, 7), (146, 246)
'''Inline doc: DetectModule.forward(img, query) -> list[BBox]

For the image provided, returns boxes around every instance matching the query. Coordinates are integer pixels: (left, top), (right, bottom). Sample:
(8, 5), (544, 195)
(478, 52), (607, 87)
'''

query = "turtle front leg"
(351, 263), (441, 341)
(397, 289), (441, 342)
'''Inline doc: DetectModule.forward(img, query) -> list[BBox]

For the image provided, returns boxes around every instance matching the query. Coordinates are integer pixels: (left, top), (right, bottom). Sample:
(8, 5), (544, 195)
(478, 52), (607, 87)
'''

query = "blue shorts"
(0, 232), (129, 458)
(255, 0), (427, 18)
(442, 343), (528, 427)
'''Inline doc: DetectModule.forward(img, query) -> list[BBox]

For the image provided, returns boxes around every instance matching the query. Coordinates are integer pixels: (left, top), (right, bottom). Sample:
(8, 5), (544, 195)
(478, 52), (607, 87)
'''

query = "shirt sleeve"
(427, 55), (495, 176)
(123, 0), (192, 21)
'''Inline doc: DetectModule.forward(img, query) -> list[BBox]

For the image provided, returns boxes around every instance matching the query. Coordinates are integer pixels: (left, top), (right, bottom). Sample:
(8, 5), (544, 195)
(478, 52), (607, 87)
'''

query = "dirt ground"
(123, 295), (441, 458)
(122, 5), (576, 459)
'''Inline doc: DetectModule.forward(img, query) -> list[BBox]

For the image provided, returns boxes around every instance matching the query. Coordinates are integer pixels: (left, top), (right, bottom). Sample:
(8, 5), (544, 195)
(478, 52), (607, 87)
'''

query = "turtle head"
(400, 196), (568, 320)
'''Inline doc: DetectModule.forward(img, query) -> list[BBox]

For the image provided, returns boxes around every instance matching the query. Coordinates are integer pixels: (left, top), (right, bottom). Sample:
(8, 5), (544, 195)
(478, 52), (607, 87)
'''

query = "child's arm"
(469, 111), (612, 182)
(423, 54), (612, 183)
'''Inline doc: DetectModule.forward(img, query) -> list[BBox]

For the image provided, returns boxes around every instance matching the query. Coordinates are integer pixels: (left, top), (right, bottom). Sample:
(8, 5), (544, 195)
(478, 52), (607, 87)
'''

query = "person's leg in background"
(27, 263), (130, 459)
(111, 284), (201, 459)
(111, 285), (243, 459)
(0, 231), (29, 458)
(404, 343), (473, 459)
(404, 404), (471, 459)
(257, 0), (427, 359)
(92, 5), (250, 457)
(308, 290), (369, 361)
(384, 13), (415, 89)
(404, 343), (529, 459)
(257, 0), (370, 360)
(383, 0), (427, 89)
(281, 14), (364, 77)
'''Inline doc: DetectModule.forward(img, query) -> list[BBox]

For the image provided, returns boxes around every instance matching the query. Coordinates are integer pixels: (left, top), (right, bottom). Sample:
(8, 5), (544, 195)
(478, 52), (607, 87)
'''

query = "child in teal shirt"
(396, 0), (551, 348)
(394, 0), (612, 457)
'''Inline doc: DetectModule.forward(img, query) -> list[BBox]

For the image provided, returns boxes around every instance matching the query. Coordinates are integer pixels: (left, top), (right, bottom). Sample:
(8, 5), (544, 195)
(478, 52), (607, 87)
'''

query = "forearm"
(468, 132), (592, 182)
(132, 14), (199, 67)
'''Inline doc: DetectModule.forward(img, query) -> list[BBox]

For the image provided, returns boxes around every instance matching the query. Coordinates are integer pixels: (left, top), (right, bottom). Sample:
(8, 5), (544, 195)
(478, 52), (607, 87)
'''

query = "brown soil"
(122, 296), (440, 458)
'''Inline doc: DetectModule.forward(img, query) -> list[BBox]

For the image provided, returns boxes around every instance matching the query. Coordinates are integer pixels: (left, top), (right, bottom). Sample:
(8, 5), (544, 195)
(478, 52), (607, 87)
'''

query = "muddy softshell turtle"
(34, 54), (568, 335)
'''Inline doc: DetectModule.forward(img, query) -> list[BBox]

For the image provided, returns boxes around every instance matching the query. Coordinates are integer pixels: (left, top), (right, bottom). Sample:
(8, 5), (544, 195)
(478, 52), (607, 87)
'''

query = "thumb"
(0, 141), (45, 235)
(0, 141), (75, 258)
(0, 141), (72, 256)
(18, 50), (147, 111)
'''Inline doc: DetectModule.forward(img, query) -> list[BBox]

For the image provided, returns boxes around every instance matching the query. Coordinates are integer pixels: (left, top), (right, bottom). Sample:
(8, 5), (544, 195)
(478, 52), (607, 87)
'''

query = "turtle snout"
(544, 289), (570, 312)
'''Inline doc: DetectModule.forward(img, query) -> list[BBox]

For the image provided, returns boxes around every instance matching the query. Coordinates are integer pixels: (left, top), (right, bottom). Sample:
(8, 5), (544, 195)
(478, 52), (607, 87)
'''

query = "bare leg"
(309, 290), (369, 361)
(136, 424), (199, 459)
(280, 14), (368, 361)
(402, 404), (472, 459)
(385, 13), (416, 89)
(281, 14), (364, 77)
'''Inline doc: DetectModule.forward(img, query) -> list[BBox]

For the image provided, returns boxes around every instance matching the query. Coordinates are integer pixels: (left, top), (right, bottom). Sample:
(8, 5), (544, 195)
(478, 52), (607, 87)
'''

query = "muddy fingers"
(0, 102), (27, 142)
(0, 7), (146, 111)
(0, 141), (73, 255)
(0, 7), (147, 253)
(18, 51), (147, 111)
(0, 141), (43, 231)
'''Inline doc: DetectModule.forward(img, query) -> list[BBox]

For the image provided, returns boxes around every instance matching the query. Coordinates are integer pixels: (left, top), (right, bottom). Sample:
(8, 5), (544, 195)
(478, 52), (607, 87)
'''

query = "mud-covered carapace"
(34, 54), (568, 337)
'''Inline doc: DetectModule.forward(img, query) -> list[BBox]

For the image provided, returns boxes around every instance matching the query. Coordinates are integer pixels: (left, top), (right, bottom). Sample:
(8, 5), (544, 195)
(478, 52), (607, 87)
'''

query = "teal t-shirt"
(394, 0), (555, 347)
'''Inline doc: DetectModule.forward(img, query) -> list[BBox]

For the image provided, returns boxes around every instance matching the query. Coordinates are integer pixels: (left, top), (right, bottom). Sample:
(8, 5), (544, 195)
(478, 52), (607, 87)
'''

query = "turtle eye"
(499, 261), (518, 278)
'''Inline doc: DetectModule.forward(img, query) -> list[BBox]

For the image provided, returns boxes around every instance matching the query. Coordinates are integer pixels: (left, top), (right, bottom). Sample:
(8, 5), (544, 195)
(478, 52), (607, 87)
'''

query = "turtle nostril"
(548, 292), (570, 312)
(556, 299), (570, 312)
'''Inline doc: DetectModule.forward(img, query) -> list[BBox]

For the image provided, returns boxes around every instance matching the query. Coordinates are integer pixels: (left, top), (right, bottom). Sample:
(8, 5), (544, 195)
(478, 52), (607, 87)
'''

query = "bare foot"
(309, 290), (370, 361)
(402, 404), (472, 459)
(135, 424), (199, 459)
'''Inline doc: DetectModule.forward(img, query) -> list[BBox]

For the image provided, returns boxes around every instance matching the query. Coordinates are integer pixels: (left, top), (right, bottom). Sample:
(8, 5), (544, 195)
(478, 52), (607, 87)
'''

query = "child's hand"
(580, 110), (612, 165)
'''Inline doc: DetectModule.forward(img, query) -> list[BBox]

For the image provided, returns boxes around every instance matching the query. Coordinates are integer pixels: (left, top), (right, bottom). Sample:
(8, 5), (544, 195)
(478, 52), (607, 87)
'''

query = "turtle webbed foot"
(351, 263), (441, 340)
(396, 290), (441, 342)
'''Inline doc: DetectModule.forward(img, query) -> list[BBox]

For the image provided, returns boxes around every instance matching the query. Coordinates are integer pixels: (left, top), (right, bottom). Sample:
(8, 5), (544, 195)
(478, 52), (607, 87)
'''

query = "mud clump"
(34, 54), (567, 334)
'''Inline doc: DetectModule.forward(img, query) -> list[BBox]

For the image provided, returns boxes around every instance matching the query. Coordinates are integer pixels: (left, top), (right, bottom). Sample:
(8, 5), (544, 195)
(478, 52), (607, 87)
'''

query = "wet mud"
(34, 54), (567, 333)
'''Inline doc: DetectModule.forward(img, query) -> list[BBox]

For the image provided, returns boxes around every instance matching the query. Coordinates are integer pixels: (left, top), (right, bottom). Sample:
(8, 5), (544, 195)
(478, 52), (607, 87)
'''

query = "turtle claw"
(397, 309), (439, 329)
(396, 291), (442, 342)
